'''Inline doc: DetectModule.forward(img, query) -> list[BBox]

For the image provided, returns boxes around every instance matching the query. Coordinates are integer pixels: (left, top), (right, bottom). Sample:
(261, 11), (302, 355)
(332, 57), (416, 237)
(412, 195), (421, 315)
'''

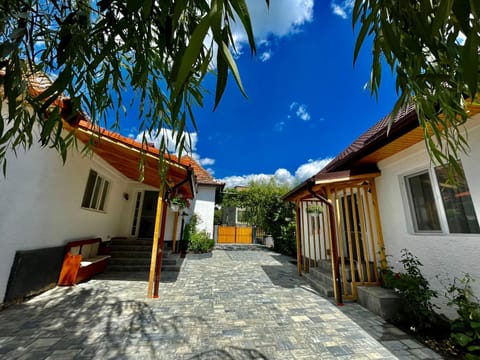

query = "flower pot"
(170, 204), (180, 212)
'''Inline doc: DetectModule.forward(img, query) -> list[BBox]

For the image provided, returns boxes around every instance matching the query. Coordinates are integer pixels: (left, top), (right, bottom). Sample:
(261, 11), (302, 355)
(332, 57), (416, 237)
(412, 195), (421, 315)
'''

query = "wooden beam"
(172, 211), (179, 253)
(295, 201), (302, 276)
(147, 186), (165, 298)
(153, 199), (168, 298)
(370, 180), (387, 271)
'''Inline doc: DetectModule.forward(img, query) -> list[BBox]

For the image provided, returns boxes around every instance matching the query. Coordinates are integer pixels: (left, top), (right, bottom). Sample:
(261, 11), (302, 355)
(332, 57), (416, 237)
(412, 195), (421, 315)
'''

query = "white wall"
(191, 185), (217, 238)
(0, 140), (137, 302)
(375, 114), (480, 314)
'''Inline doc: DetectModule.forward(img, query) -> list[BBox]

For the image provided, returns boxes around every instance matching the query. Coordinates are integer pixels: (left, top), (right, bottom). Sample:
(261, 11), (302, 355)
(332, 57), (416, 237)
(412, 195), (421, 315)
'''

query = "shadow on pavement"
(1, 286), (205, 359)
(188, 346), (269, 359)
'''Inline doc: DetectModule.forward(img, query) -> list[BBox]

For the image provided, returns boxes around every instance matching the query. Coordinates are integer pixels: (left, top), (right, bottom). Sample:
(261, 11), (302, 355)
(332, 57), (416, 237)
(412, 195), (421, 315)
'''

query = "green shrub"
(383, 249), (438, 331)
(446, 274), (480, 359)
(188, 230), (214, 253)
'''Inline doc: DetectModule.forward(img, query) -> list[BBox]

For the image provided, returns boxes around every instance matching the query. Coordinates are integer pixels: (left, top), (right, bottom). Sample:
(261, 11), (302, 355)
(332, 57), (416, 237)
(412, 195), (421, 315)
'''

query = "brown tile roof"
(321, 103), (418, 173)
(179, 156), (225, 187)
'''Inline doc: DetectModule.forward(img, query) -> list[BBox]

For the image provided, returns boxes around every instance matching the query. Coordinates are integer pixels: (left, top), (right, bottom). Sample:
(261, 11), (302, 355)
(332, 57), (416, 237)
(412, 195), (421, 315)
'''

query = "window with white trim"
(405, 162), (480, 234)
(236, 208), (248, 225)
(81, 170), (110, 211)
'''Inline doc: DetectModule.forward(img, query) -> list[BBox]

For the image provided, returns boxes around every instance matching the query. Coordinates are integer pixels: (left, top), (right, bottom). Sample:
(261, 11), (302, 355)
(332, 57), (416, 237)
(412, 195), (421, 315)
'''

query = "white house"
(285, 102), (480, 313)
(0, 114), (222, 305)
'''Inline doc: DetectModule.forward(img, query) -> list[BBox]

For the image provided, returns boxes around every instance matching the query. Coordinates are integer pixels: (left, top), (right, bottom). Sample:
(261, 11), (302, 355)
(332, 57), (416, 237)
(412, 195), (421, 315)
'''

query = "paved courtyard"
(0, 247), (443, 359)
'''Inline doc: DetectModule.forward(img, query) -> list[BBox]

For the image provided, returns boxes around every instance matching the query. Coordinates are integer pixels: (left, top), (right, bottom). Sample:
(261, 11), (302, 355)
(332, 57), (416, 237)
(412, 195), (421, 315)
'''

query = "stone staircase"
(107, 237), (184, 273)
(302, 259), (335, 298)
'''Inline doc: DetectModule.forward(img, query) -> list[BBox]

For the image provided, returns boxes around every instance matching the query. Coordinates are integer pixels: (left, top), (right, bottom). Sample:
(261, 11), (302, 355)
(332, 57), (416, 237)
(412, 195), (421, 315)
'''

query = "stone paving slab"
(0, 248), (443, 359)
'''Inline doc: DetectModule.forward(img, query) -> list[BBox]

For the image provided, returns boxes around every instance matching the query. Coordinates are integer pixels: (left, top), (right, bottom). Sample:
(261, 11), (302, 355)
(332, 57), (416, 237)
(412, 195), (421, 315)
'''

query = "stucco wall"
(0, 141), (136, 303)
(191, 185), (217, 238)
(375, 114), (480, 314)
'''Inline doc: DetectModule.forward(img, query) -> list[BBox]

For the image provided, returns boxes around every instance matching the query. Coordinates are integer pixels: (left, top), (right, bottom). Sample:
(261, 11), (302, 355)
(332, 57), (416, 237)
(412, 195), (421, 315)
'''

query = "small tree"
(220, 179), (296, 256)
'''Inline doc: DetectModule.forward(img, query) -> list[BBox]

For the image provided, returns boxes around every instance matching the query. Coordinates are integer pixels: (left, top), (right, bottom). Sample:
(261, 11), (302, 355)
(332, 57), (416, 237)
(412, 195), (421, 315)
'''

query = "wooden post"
(357, 186), (372, 282)
(147, 186), (165, 298)
(295, 201), (302, 275)
(370, 180), (387, 271)
(364, 181), (380, 282)
(306, 203), (312, 271)
(172, 212), (179, 253)
(343, 189), (357, 298)
(153, 199), (168, 298)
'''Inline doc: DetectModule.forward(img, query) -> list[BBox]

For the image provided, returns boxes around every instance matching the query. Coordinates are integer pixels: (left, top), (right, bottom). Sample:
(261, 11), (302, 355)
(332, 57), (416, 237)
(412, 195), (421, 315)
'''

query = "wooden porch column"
(171, 212), (179, 253)
(370, 180), (387, 271)
(295, 201), (302, 275)
(153, 199), (168, 298)
(147, 185), (165, 298)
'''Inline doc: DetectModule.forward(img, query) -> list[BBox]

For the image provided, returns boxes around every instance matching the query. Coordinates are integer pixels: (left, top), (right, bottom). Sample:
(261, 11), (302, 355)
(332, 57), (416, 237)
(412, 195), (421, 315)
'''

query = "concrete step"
(110, 257), (151, 266)
(317, 259), (333, 273)
(308, 267), (334, 287)
(110, 250), (152, 258)
(107, 262), (183, 272)
(303, 272), (335, 298)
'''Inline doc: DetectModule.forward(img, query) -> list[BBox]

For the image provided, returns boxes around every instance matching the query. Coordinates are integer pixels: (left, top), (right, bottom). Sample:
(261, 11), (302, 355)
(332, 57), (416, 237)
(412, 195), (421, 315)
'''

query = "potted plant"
(168, 192), (190, 212)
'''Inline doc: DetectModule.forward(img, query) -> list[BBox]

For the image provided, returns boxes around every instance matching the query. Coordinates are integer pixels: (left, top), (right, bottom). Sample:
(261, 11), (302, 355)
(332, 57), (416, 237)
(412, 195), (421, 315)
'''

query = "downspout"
(307, 183), (343, 306)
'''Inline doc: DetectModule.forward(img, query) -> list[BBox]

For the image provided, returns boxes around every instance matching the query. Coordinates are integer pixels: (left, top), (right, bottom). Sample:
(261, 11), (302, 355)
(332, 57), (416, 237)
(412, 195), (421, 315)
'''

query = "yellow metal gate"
(218, 226), (253, 244)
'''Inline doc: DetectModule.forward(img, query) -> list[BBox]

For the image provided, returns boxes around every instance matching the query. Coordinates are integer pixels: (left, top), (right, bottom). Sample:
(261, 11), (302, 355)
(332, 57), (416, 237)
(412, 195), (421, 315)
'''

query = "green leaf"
(452, 332), (474, 347)
(229, 0), (256, 53)
(432, 0), (454, 32)
(462, 30), (479, 98)
(172, 14), (211, 99)
(142, 0), (153, 18)
(353, 12), (372, 64)
(214, 40), (229, 110)
(219, 41), (246, 97)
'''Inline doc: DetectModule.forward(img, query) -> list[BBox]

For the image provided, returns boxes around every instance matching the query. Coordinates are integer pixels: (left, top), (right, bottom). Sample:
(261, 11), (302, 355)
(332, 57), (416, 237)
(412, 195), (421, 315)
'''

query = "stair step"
(317, 259), (333, 272)
(110, 244), (152, 251)
(107, 263), (183, 272)
(303, 272), (335, 298)
(111, 250), (152, 258)
(308, 267), (334, 286)
(110, 258), (151, 266)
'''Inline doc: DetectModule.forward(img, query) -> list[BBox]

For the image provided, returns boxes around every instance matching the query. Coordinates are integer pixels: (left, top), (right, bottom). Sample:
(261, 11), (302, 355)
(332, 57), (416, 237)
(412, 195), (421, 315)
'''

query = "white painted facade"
(191, 185), (217, 238)
(0, 139), (151, 302)
(375, 113), (480, 312)
(0, 133), (220, 303)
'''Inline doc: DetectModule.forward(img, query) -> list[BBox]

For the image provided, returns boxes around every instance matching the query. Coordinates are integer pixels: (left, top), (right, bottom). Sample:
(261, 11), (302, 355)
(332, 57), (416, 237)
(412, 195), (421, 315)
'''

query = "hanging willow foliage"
(353, 0), (480, 179)
(0, 0), (268, 176)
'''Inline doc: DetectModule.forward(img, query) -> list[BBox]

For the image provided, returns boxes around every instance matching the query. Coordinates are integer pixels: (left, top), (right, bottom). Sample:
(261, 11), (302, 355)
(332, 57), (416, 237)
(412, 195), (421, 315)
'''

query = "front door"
(138, 191), (159, 238)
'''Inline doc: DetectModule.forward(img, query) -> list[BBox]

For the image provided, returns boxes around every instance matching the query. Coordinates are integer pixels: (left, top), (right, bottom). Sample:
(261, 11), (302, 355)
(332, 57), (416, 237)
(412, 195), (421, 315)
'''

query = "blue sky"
(126, 0), (400, 187)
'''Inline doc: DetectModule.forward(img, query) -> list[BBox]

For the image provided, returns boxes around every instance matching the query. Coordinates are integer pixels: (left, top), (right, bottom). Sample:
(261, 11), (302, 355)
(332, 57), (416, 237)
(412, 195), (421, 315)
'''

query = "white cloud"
(135, 128), (197, 153)
(274, 121), (286, 132)
(231, 0), (314, 60)
(259, 50), (272, 62)
(199, 157), (215, 166)
(331, 0), (354, 19)
(220, 157), (333, 188)
(289, 102), (311, 121)
(296, 104), (311, 121)
(294, 158), (333, 180)
(135, 129), (215, 171)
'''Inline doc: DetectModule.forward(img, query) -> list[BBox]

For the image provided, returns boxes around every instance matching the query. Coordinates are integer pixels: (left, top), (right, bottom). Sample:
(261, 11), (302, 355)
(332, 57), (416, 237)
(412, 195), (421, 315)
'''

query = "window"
(81, 170), (110, 211)
(405, 171), (441, 232)
(405, 162), (479, 234)
(435, 165), (480, 234)
(236, 208), (248, 224)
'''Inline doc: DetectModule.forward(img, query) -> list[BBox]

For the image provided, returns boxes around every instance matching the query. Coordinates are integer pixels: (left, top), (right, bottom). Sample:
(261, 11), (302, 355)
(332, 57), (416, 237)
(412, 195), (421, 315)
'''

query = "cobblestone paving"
(0, 247), (443, 359)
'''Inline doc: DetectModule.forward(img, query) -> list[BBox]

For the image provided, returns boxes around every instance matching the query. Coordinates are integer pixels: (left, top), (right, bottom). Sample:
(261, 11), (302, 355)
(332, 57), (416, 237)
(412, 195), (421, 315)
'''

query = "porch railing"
(297, 179), (385, 301)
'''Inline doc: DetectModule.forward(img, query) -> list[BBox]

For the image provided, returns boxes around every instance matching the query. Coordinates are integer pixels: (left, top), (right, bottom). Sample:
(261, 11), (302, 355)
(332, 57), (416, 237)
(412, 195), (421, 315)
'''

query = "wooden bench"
(58, 238), (111, 285)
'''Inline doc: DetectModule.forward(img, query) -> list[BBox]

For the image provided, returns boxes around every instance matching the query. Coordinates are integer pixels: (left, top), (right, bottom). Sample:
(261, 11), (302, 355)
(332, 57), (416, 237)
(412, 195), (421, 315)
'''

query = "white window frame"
(81, 169), (111, 212)
(403, 165), (479, 235)
(235, 208), (247, 225)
